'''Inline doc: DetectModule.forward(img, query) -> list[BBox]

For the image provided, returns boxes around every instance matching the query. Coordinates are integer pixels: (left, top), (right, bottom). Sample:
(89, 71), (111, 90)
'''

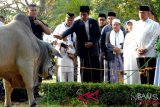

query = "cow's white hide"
(0, 13), (60, 107)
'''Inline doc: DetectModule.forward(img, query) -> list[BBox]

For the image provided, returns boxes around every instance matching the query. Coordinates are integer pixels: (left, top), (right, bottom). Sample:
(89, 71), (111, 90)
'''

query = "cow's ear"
(48, 44), (62, 58)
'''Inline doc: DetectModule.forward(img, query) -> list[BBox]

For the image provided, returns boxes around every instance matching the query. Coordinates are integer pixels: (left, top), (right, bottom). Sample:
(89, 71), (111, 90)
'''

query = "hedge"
(1, 81), (160, 106)
(40, 82), (160, 106)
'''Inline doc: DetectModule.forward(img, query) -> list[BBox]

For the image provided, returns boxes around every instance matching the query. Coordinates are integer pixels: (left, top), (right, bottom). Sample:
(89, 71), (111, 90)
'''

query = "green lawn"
(0, 78), (57, 107)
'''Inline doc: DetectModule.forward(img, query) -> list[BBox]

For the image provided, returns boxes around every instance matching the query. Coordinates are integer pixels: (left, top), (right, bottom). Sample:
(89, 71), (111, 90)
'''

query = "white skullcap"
(112, 19), (121, 25)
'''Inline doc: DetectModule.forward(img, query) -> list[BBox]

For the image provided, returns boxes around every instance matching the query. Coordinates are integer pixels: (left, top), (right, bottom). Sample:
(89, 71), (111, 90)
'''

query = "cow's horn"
(48, 44), (62, 58)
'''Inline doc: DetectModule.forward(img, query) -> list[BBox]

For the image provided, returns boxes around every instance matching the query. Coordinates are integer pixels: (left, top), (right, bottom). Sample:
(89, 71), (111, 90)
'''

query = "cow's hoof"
(3, 105), (9, 107)
(30, 102), (36, 107)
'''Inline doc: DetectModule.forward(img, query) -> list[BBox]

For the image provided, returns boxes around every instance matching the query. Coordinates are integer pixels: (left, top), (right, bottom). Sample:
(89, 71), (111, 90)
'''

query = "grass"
(0, 77), (57, 107)
(0, 77), (74, 107)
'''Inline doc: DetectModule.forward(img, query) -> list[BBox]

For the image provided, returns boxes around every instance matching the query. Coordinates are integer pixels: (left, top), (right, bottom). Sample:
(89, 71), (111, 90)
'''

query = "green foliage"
(48, 0), (91, 29)
(40, 82), (160, 106)
(91, 0), (160, 23)
(151, 0), (160, 22)
(156, 38), (160, 55)
(1, 81), (160, 106)
(1, 0), (160, 28)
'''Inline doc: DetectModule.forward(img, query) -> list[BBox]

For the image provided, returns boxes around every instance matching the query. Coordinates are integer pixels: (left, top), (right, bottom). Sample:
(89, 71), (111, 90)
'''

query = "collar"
(28, 16), (36, 21)
(81, 18), (89, 23)
(100, 25), (105, 28)
(83, 19), (89, 24)
(64, 22), (71, 28)
(141, 18), (150, 22)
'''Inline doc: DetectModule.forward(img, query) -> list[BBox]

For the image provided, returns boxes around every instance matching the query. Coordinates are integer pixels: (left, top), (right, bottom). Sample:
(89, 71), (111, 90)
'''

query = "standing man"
(27, 4), (51, 40)
(98, 13), (107, 82)
(53, 12), (76, 44)
(101, 12), (125, 54)
(52, 13), (76, 82)
(105, 19), (125, 83)
(27, 4), (51, 97)
(133, 6), (160, 84)
(100, 12), (125, 83)
(61, 6), (101, 83)
(98, 13), (107, 32)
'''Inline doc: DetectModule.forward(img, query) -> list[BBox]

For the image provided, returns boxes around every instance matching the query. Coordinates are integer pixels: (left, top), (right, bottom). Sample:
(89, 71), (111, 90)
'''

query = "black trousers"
(136, 57), (156, 84)
(80, 52), (101, 83)
(99, 53), (105, 82)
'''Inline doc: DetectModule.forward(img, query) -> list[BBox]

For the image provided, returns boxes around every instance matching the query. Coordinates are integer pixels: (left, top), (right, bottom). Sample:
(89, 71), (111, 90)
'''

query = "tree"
(91, 0), (160, 23)
(0, 0), (159, 27)
(48, 0), (91, 29)
(0, 0), (56, 25)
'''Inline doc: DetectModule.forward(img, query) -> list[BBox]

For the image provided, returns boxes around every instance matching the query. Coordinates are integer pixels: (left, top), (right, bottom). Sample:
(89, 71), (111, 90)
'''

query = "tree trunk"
(24, 0), (29, 6)
(39, 0), (45, 16)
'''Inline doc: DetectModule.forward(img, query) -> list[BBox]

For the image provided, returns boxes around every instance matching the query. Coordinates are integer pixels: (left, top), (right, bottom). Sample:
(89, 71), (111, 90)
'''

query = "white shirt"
(109, 29), (124, 49)
(43, 33), (55, 43)
(52, 22), (76, 51)
(133, 18), (160, 57)
(83, 20), (90, 40)
(52, 22), (76, 42)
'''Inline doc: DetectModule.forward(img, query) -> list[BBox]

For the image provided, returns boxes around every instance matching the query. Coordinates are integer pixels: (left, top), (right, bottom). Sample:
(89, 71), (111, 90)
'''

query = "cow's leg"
(22, 72), (36, 107)
(26, 87), (36, 107)
(3, 79), (13, 107)
(21, 71), (36, 107)
(17, 61), (36, 107)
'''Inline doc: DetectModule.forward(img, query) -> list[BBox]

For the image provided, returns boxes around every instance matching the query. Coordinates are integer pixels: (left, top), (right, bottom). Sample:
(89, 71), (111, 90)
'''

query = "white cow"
(0, 14), (61, 107)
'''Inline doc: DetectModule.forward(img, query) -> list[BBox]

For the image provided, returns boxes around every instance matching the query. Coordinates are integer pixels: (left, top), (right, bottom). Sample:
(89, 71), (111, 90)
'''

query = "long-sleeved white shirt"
(133, 18), (160, 57)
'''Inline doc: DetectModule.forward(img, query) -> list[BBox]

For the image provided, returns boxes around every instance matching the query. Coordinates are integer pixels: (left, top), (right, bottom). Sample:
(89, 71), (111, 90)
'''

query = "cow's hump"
(13, 13), (31, 29)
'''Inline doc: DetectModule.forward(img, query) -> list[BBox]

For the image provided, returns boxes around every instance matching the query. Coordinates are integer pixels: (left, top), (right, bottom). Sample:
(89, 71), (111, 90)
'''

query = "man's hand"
(62, 36), (67, 41)
(84, 42), (93, 48)
(54, 35), (62, 40)
(34, 19), (51, 35)
(136, 48), (143, 55)
(113, 47), (121, 54)
(100, 52), (105, 59)
(136, 48), (148, 55)
(141, 48), (148, 54)
(34, 19), (43, 26)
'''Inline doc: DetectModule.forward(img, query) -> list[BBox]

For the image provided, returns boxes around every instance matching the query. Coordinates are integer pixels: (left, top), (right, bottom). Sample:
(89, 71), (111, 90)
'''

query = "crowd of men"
(1, 4), (160, 87)
(49, 5), (160, 85)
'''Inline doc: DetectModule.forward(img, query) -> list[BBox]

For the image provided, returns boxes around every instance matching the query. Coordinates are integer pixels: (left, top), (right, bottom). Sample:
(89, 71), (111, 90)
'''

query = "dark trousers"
(136, 57), (156, 84)
(80, 52), (101, 83)
(99, 53), (105, 82)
